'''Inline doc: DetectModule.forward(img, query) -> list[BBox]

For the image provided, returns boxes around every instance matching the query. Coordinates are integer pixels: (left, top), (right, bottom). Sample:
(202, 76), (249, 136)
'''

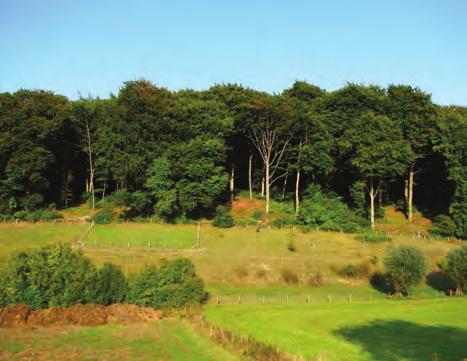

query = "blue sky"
(1, 0), (466, 105)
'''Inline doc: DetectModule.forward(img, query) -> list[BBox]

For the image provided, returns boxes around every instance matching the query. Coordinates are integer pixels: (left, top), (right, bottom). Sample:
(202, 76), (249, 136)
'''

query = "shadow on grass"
(426, 271), (455, 293)
(335, 320), (467, 361)
(370, 272), (392, 295)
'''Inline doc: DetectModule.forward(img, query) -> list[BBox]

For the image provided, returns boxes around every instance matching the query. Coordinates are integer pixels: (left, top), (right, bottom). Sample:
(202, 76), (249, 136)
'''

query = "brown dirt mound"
(0, 304), (31, 327)
(0, 304), (162, 328)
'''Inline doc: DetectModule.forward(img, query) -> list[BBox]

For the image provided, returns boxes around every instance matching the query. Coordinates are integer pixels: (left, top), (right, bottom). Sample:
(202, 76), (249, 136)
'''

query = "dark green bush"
(280, 268), (299, 284)
(339, 264), (358, 278)
(212, 205), (234, 228)
(356, 232), (392, 243)
(431, 215), (458, 237)
(383, 246), (427, 295)
(0, 245), (98, 309)
(128, 258), (207, 308)
(287, 240), (297, 252)
(443, 244), (467, 292)
(93, 263), (128, 305)
(92, 207), (113, 224)
(297, 184), (360, 233)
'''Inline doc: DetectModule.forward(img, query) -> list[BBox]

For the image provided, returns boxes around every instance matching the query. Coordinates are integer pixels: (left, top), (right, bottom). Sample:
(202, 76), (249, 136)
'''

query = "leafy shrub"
(297, 184), (360, 233)
(128, 258), (207, 308)
(251, 209), (263, 221)
(93, 263), (128, 305)
(383, 246), (427, 295)
(281, 269), (299, 284)
(0, 245), (98, 309)
(356, 232), (392, 243)
(339, 264), (358, 278)
(18, 209), (63, 223)
(431, 215), (458, 237)
(93, 207), (113, 224)
(442, 244), (467, 292)
(273, 217), (295, 228)
(287, 240), (297, 252)
(338, 261), (373, 279)
(212, 205), (234, 228)
(233, 265), (249, 279)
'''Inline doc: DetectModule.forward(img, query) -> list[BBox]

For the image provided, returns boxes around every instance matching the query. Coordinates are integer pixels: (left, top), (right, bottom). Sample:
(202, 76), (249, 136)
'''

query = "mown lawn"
(0, 319), (242, 361)
(204, 298), (467, 361)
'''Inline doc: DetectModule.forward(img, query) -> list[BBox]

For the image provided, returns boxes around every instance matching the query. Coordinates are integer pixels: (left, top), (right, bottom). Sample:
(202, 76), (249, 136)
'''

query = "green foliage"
(0, 245), (98, 309)
(280, 269), (299, 284)
(12, 208), (62, 223)
(443, 244), (467, 292)
(356, 232), (392, 243)
(93, 207), (113, 224)
(432, 215), (458, 237)
(128, 258), (207, 308)
(383, 246), (427, 295)
(93, 263), (128, 305)
(212, 205), (234, 228)
(297, 184), (360, 232)
(287, 239), (297, 252)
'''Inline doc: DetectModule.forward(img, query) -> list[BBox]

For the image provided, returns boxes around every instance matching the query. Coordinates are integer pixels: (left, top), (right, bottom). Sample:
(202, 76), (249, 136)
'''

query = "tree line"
(0, 81), (465, 237)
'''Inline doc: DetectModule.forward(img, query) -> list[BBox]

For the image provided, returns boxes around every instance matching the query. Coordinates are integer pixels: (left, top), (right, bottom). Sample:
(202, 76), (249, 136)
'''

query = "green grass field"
(205, 298), (467, 361)
(0, 319), (242, 361)
(0, 220), (459, 294)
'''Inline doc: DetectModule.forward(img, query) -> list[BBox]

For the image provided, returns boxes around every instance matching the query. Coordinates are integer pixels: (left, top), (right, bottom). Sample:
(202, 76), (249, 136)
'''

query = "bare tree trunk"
(408, 167), (414, 223)
(261, 176), (265, 197)
(102, 180), (106, 200)
(281, 169), (288, 203)
(265, 162), (270, 214)
(248, 154), (253, 200)
(85, 118), (95, 209)
(230, 163), (235, 202)
(369, 177), (376, 230)
(64, 170), (70, 209)
(295, 168), (300, 216)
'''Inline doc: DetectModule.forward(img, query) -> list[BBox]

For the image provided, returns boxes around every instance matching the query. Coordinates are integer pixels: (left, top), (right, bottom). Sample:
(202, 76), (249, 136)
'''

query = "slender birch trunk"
(295, 168), (300, 216)
(265, 162), (270, 214)
(85, 118), (95, 209)
(230, 163), (235, 202)
(248, 154), (253, 200)
(369, 177), (376, 229)
(281, 169), (288, 203)
(408, 167), (414, 223)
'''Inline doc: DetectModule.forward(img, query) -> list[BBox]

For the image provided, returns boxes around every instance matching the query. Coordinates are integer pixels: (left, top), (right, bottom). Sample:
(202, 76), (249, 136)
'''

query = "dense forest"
(0, 81), (465, 238)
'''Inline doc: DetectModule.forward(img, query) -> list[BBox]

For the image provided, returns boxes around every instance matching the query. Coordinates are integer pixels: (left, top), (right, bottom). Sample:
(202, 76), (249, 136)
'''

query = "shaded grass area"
(204, 298), (467, 361)
(0, 319), (242, 361)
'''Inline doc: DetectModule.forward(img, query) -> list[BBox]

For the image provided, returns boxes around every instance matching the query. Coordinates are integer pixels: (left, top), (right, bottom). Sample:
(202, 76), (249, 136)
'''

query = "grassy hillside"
(205, 298), (467, 361)
(0, 319), (242, 361)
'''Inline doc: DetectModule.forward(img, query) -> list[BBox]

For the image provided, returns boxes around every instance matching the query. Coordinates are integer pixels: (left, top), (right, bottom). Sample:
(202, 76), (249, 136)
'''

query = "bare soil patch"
(0, 304), (162, 328)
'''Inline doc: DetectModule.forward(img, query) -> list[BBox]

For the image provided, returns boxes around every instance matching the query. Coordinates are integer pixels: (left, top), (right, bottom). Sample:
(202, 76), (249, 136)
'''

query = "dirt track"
(0, 304), (162, 328)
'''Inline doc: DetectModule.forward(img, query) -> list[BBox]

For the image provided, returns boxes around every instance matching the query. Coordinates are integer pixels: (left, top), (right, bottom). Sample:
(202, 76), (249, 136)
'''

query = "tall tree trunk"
(248, 154), (253, 200)
(265, 162), (270, 214)
(408, 166), (414, 223)
(102, 180), (106, 200)
(85, 118), (95, 209)
(295, 168), (300, 216)
(281, 169), (288, 203)
(369, 177), (375, 230)
(261, 177), (265, 197)
(64, 170), (70, 209)
(230, 163), (235, 202)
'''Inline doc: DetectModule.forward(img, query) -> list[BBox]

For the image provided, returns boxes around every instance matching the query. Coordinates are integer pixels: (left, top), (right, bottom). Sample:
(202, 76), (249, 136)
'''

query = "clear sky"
(1, 0), (466, 105)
